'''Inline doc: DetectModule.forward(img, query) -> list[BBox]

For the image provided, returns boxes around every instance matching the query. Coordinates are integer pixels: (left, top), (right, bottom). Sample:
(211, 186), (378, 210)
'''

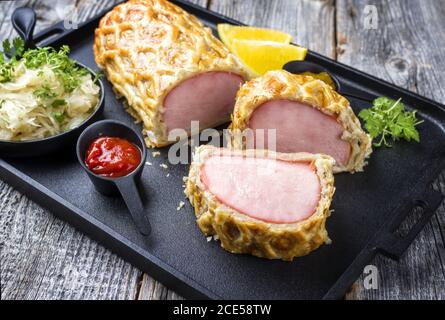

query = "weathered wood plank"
(209, 0), (336, 58)
(337, 0), (445, 300)
(0, 180), (141, 300)
(138, 274), (184, 300)
(0, 0), (119, 41)
(189, 0), (207, 7)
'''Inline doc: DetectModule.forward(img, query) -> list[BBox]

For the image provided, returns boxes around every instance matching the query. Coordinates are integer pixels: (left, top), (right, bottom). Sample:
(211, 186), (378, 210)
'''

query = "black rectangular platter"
(1, 0), (445, 299)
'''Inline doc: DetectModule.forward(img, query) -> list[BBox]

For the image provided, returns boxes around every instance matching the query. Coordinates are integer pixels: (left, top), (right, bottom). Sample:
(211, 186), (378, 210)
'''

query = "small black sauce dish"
(76, 120), (151, 236)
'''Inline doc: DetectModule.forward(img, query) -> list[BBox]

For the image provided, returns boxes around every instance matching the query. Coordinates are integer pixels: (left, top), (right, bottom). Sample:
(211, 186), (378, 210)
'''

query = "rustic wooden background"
(1, 0), (444, 300)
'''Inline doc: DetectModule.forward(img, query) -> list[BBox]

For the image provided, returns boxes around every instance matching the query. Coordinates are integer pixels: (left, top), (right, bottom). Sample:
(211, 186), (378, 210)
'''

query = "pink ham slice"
(248, 99), (351, 166)
(200, 155), (321, 224)
(163, 71), (244, 134)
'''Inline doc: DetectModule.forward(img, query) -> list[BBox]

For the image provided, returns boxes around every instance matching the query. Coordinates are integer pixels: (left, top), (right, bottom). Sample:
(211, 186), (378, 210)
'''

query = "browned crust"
(94, 0), (249, 147)
(228, 70), (372, 173)
(185, 145), (336, 261)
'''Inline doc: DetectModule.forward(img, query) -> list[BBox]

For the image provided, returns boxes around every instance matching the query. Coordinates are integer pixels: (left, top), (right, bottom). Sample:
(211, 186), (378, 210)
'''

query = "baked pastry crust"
(185, 145), (336, 261)
(229, 70), (372, 173)
(94, 0), (249, 147)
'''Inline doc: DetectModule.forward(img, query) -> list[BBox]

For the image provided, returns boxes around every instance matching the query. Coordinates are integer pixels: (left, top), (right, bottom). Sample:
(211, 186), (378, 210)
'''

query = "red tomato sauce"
(85, 136), (141, 178)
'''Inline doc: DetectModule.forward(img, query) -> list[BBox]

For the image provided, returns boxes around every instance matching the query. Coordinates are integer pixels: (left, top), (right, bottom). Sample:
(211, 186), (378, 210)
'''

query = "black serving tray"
(1, 0), (445, 300)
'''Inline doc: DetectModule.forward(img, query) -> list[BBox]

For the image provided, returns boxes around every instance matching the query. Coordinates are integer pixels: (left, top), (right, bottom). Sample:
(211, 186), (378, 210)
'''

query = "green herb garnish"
(0, 38), (25, 82)
(0, 39), (88, 94)
(23, 45), (88, 92)
(1, 38), (25, 57)
(359, 97), (423, 147)
(0, 60), (14, 82)
(51, 111), (65, 123)
(2, 39), (12, 56)
(51, 99), (67, 108)
(12, 38), (25, 57)
(33, 83), (57, 100)
(93, 71), (102, 84)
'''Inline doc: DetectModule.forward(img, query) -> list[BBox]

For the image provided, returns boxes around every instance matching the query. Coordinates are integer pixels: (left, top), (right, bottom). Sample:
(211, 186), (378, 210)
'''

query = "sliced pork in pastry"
(94, 0), (249, 147)
(185, 145), (335, 261)
(229, 70), (372, 173)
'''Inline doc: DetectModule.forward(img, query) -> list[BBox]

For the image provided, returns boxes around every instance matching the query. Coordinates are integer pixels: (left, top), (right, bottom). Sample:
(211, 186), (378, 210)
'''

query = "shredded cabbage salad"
(0, 39), (100, 141)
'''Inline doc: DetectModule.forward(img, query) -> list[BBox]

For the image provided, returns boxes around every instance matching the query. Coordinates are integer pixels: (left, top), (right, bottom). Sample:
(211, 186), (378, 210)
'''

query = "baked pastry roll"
(229, 70), (372, 173)
(185, 145), (335, 261)
(94, 0), (249, 147)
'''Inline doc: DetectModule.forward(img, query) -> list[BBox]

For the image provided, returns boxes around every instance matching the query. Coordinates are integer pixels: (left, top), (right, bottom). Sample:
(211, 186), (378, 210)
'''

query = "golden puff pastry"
(185, 145), (336, 261)
(94, 0), (249, 147)
(229, 70), (372, 173)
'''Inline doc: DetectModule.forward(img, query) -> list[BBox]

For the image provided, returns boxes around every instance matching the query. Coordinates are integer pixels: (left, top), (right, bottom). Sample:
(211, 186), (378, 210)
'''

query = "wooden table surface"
(1, 0), (444, 300)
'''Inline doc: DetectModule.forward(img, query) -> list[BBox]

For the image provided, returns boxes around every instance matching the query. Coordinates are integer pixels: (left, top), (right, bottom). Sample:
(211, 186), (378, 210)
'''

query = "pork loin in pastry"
(185, 145), (335, 261)
(229, 70), (372, 173)
(94, 0), (249, 147)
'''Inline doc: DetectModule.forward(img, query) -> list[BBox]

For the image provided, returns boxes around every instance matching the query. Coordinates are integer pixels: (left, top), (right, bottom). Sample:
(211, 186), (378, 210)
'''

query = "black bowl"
(0, 62), (105, 158)
(76, 120), (151, 236)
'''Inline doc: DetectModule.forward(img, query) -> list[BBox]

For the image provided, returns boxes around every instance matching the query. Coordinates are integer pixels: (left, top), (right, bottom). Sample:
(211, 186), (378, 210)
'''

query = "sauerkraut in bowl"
(0, 40), (101, 141)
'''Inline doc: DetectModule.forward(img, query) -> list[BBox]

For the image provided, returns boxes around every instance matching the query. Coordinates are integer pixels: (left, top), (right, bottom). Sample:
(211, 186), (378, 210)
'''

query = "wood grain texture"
(336, 0), (445, 300)
(0, 0), (117, 40)
(0, 180), (140, 299)
(189, 0), (207, 7)
(1, 0), (444, 300)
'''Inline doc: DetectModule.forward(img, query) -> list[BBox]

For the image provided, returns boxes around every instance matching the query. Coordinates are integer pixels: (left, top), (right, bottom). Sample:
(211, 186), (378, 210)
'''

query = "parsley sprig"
(359, 97), (423, 147)
(0, 38), (25, 82)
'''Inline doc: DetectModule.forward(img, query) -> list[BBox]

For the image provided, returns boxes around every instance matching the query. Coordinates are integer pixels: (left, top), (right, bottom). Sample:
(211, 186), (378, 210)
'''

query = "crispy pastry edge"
(228, 70), (372, 173)
(185, 145), (336, 261)
(93, 0), (250, 148)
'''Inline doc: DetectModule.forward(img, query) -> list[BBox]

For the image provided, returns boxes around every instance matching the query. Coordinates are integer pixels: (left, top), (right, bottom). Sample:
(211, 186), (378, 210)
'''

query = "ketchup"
(85, 136), (141, 178)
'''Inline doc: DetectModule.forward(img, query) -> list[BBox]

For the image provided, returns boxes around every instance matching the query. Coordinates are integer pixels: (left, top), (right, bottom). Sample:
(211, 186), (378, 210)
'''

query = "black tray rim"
(1, 0), (445, 300)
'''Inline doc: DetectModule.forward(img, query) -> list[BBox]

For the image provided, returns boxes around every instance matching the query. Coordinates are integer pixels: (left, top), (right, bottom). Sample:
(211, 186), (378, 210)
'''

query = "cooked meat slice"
(186, 145), (335, 261)
(163, 72), (244, 134)
(201, 155), (321, 223)
(94, 0), (249, 147)
(248, 99), (351, 166)
(229, 70), (372, 173)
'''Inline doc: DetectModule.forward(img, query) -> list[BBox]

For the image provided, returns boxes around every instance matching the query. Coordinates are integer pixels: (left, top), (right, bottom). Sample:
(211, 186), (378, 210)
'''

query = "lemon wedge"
(217, 24), (292, 52)
(231, 40), (308, 76)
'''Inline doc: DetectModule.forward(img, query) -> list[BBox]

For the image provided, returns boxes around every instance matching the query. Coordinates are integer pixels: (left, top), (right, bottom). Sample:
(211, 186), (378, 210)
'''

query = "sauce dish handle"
(12, 7), (37, 51)
(115, 178), (152, 236)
